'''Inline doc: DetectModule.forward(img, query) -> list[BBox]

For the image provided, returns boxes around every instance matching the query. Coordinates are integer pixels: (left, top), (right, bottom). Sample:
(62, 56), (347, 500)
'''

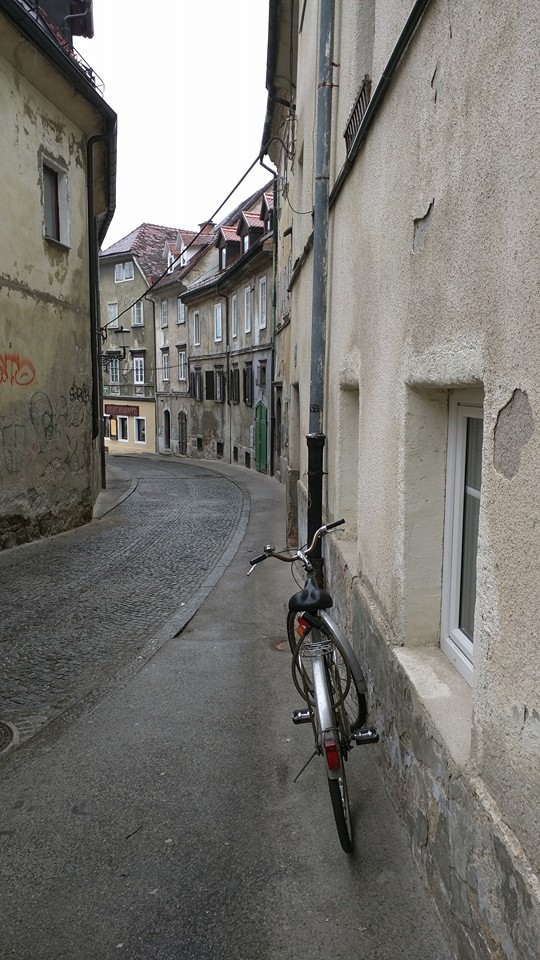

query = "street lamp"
(99, 325), (129, 368)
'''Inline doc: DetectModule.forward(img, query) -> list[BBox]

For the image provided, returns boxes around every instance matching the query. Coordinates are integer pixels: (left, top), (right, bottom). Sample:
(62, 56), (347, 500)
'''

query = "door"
(163, 409), (171, 450)
(254, 402), (268, 473)
(178, 411), (187, 456)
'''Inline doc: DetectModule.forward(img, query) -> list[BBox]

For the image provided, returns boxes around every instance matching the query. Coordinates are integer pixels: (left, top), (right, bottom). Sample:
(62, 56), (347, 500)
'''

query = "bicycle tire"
(328, 768), (353, 853)
(319, 612), (368, 734)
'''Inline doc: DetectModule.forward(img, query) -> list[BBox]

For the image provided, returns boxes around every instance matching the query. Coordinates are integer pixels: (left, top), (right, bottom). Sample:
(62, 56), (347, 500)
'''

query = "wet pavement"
(0, 456), (248, 747)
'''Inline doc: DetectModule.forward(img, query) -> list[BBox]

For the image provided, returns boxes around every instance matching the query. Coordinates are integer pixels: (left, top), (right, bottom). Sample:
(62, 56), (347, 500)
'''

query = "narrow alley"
(0, 458), (453, 959)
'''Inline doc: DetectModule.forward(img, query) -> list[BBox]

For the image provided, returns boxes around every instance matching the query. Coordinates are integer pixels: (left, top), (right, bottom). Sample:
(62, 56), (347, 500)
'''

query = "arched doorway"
(254, 401), (268, 473)
(178, 411), (187, 455)
(163, 409), (171, 450)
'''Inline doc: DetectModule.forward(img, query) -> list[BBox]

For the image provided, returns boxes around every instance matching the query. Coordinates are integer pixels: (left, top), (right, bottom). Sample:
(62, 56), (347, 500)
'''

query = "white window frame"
(162, 349), (170, 382)
(132, 300), (143, 326)
(43, 158), (69, 246)
(244, 287), (251, 334)
(242, 234), (249, 254)
(220, 247), (227, 270)
(134, 417), (146, 444)
(194, 311), (201, 346)
(259, 277), (267, 329)
(231, 294), (238, 339)
(114, 261), (134, 282)
(107, 301), (119, 329)
(109, 358), (120, 384)
(214, 303), (222, 343)
(178, 348), (187, 382)
(441, 390), (484, 686)
(133, 355), (145, 385)
(167, 250), (175, 274)
(177, 298), (185, 324)
(118, 415), (129, 442)
(161, 300), (168, 327)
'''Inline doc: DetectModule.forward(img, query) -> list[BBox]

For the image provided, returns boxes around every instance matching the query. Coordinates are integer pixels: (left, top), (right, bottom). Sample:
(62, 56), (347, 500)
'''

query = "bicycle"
(248, 519), (379, 853)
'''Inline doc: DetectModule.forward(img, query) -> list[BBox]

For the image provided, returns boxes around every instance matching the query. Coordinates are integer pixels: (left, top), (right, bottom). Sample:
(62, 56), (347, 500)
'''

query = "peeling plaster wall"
(287, 0), (540, 955)
(0, 46), (97, 548)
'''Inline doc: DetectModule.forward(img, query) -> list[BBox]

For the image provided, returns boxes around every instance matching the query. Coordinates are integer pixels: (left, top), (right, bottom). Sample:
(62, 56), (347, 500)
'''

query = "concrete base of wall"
(0, 502), (93, 550)
(324, 533), (540, 960)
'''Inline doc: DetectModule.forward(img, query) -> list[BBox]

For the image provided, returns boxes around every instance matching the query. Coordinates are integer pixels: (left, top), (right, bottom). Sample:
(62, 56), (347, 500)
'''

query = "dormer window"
(242, 235), (249, 254)
(167, 250), (175, 274)
(220, 247), (227, 270)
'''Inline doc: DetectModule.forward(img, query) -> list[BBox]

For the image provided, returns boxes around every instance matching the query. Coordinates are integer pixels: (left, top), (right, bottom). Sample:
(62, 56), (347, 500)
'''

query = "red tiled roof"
(264, 191), (274, 210)
(218, 225), (241, 243)
(100, 223), (180, 285)
(242, 211), (264, 229)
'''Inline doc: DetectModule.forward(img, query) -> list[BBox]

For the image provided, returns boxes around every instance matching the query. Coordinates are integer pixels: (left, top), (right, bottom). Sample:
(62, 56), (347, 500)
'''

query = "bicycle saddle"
(288, 577), (333, 613)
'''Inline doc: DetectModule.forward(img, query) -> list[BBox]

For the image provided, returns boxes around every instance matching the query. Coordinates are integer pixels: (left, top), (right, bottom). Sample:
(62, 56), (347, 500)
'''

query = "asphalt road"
(0, 456), (454, 960)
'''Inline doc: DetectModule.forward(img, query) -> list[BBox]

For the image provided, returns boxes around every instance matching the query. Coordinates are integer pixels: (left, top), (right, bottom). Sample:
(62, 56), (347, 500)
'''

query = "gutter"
(330, 0), (434, 207)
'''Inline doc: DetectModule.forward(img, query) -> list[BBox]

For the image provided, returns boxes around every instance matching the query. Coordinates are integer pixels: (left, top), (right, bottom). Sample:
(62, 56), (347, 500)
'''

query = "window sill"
(44, 236), (70, 252)
(393, 644), (472, 767)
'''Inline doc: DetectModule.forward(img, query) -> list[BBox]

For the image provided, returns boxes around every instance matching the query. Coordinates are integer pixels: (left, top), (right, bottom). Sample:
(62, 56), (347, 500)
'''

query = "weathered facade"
(0, 0), (116, 548)
(152, 187), (274, 473)
(264, 1), (540, 957)
(98, 223), (178, 456)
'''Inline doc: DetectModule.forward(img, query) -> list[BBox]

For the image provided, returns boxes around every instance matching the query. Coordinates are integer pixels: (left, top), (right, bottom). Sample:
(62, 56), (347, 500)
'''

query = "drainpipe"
(260, 158), (277, 477)
(144, 293), (158, 452)
(87, 122), (117, 490)
(308, 0), (335, 573)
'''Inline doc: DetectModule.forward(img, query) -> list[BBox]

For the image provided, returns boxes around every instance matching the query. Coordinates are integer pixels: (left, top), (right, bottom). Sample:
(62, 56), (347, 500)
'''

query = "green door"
(254, 402), (268, 473)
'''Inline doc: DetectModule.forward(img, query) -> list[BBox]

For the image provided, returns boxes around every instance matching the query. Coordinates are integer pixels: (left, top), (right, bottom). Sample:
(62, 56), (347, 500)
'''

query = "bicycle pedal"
(292, 708), (312, 725)
(353, 726), (379, 745)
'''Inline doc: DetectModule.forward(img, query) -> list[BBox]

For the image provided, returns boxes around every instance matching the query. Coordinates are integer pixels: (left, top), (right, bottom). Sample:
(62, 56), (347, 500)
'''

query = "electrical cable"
(102, 153), (269, 338)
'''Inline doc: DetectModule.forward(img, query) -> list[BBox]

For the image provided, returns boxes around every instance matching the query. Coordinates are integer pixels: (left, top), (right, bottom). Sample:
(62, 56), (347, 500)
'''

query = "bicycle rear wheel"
(328, 766), (353, 853)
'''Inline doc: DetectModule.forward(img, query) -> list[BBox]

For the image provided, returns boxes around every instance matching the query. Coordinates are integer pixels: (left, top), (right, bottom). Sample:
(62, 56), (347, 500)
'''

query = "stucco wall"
(284, 0), (540, 954)
(0, 49), (97, 548)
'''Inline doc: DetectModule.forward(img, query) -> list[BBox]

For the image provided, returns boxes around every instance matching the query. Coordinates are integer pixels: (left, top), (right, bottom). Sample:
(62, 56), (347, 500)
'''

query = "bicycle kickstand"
(293, 749), (318, 784)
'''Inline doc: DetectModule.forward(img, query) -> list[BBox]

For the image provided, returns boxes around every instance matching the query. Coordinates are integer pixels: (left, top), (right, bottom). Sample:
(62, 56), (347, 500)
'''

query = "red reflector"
(297, 615), (309, 637)
(324, 737), (341, 771)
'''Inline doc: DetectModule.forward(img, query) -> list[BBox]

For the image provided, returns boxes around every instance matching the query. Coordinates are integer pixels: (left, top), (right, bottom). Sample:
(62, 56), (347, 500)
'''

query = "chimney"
(198, 221), (215, 235)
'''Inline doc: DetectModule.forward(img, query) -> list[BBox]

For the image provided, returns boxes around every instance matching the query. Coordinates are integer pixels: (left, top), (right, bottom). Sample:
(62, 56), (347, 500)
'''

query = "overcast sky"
(76, 0), (273, 248)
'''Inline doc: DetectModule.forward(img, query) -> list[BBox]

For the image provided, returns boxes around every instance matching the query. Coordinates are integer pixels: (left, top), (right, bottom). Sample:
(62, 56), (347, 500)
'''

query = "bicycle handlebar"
(247, 519), (345, 574)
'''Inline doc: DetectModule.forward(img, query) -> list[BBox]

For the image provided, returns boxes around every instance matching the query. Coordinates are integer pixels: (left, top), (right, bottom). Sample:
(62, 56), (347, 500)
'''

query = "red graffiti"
(0, 352), (36, 386)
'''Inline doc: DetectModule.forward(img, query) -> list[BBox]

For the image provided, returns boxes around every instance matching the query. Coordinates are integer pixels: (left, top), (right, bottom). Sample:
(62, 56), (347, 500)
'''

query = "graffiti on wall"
(0, 352), (36, 386)
(0, 389), (88, 480)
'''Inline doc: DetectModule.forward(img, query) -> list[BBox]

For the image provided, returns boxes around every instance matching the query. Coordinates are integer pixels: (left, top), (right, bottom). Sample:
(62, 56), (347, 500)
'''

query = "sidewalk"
(0, 457), (454, 959)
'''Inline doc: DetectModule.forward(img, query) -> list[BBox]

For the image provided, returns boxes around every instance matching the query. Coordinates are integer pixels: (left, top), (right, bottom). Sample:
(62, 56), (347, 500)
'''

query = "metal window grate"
(344, 76), (372, 155)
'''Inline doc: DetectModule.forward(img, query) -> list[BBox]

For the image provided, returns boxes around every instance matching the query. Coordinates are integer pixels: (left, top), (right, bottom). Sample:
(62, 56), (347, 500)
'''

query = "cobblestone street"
(0, 455), (248, 748)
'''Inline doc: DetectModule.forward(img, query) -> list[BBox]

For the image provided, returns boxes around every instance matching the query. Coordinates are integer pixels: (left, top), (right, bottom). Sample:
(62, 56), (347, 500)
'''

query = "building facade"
(99, 223), (178, 456)
(0, 0), (116, 548)
(264, 2), (540, 957)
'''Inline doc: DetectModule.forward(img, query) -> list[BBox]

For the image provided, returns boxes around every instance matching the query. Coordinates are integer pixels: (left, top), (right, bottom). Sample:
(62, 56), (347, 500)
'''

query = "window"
(114, 261), (134, 282)
(231, 295), (238, 339)
(191, 368), (202, 401)
(43, 161), (68, 245)
(132, 300), (143, 325)
(243, 362), (253, 406)
(161, 300), (168, 327)
(194, 312), (201, 346)
(103, 415), (111, 439)
(205, 370), (215, 400)
(242, 235), (249, 254)
(441, 392), (484, 685)
(118, 416), (128, 441)
(177, 298), (185, 324)
(162, 349), (170, 382)
(109, 358), (120, 384)
(133, 355), (145, 384)
(135, 417), (146, 443)
(215, 368), (225, 403)
(257, 362), (267, 388)
(214, 303), (222, 342)
(167, 250), (175, 274)
(177, 348), (187, 381)
(230, 366), (240, 404)
(244, 287), (251, 333)
(259, 277), (267, 329)
(220, 247), (227, 270)
(107, 301), (119, 329)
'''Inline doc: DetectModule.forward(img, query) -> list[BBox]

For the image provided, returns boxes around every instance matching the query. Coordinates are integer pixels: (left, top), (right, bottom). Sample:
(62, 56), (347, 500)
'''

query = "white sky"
(76, 0), (273, 248)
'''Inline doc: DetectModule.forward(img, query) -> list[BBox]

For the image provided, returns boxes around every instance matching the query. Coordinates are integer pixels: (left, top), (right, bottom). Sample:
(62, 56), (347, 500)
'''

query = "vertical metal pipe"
(307, 0), (334, 558)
